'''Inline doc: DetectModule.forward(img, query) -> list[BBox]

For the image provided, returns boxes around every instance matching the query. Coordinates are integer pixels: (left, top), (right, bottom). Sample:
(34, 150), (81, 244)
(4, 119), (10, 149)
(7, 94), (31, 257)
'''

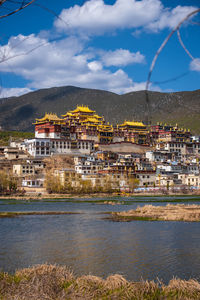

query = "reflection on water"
(0, 196), (200, 283)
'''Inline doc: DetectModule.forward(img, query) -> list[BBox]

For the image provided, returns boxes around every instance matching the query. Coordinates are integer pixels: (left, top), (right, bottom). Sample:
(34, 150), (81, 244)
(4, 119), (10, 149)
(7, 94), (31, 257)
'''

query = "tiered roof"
(82, 117), (102, 124)
(62, 105), (95, 117)
(118, 121), (146, 128)
(33, 113), (64, 125)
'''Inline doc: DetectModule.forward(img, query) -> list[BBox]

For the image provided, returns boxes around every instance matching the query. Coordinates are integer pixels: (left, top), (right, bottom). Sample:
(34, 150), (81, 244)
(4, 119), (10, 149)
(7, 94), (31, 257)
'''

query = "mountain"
(0, 86), (200, 134)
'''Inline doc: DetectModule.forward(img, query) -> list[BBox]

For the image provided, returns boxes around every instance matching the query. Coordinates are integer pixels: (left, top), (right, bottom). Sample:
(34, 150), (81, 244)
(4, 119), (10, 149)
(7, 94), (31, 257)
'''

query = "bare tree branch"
(177, 29), (194, 60)
(0, 0), (7, 6)
(0, 0), (35, 19)
(190, 21), (200, 26)
(145, 8), (200, 125)
(153, 71), (190, 85)
(33, 2), (69, 28)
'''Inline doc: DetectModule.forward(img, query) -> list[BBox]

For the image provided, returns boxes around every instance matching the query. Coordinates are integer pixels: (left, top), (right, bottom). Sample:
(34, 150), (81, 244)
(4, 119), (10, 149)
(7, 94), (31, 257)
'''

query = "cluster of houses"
(1, 105), (200, 194)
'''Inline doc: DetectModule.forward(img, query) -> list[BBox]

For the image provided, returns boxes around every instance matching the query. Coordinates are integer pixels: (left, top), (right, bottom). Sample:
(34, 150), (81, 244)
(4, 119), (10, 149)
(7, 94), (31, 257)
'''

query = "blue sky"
(0, 0), (199, 97)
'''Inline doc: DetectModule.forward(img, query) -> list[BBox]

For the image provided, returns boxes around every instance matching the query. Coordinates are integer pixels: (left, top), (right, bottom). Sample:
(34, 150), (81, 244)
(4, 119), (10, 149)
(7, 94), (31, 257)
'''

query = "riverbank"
(0, 211), (80, 218)
(109, 204), (200, 222)
(0, 264), (200, 300)
(1, 191), (200, 201)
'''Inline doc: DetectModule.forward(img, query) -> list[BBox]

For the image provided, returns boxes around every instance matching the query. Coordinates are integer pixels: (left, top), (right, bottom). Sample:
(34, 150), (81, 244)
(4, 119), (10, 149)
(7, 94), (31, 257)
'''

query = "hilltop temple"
(34, 105), (149, 145)
(25, 105), (191, 158)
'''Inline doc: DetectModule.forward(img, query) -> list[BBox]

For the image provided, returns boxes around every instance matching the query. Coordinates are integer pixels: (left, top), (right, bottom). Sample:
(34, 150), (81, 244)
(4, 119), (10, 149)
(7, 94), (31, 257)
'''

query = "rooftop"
(34, 113), (64, 124)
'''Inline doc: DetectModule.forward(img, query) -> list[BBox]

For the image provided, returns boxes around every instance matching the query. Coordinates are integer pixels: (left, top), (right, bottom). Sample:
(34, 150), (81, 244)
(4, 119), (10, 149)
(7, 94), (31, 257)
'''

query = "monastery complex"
(1, 105), (200, 194)
(26, 105), (191, 158)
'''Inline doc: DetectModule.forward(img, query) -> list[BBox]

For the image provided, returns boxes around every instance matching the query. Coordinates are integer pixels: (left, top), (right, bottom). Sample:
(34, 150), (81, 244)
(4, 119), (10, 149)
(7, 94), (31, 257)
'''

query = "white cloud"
(88, 60), (102, 71)
(54, 0), (196, 35)
(0, 34), (152, 95)
(190, 58), (200, 72)
(54, 0), (163, 35)
(101, 49), (145, 66)
(147, 5), (197, 32)
(0, 87), (33, 98)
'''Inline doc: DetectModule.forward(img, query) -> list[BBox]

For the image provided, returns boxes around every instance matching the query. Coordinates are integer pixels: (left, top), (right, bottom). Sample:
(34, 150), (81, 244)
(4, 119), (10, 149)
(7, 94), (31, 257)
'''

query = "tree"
(128, 177), (139, 192)
(0, 170), (18, 194)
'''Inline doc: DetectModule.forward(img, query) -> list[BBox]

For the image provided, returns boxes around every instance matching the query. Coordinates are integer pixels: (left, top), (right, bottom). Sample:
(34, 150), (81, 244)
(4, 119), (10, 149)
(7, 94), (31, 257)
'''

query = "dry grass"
(1, 264), (200, 299)
(0, 211), (80, 218)
(111, 204), (200, 222)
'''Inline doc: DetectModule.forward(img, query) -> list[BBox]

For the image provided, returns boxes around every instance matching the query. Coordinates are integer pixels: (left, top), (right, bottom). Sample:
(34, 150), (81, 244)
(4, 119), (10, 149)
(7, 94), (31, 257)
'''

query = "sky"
(0, 0), (199, 98)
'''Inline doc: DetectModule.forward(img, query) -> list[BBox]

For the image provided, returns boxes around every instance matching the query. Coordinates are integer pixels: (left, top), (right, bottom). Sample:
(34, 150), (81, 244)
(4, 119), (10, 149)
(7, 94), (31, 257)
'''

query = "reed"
(1, 264), (200, 299)
(110, 204), (200, 222)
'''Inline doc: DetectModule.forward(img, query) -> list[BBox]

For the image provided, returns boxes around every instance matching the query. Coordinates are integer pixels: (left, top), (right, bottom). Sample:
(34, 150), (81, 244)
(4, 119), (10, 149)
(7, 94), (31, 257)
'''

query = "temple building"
(34, 113), (64, 139)
(62, 105), (115, 144)
(117, 121), (149, 145)
(35, 106), (142, 146)
(28, 105), (192, 158)
(150, 123), (191, 144)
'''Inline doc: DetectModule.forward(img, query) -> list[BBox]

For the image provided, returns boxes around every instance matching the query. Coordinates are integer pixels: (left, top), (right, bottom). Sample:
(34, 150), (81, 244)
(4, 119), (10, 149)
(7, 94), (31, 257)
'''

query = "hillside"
(0, 86), (200, 134)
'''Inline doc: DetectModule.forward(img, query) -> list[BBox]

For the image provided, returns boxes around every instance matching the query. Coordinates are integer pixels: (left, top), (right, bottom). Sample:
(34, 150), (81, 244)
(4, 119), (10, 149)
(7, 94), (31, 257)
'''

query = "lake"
(0, 195), (200, 283)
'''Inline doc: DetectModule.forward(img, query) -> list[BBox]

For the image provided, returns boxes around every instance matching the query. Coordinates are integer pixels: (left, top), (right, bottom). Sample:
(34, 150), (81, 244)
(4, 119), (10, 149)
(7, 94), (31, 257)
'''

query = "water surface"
(0, 196), (200, 283)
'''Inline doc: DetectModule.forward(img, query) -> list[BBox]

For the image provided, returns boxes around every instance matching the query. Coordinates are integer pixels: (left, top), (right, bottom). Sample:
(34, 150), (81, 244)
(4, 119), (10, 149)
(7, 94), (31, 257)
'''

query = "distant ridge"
(0, 86), (200, 134)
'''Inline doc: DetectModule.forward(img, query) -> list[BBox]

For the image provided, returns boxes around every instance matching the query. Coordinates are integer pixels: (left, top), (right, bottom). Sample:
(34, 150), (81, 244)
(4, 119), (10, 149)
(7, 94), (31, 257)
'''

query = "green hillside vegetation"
(0, 86), (200, 134)
(0, 131), (34, 146)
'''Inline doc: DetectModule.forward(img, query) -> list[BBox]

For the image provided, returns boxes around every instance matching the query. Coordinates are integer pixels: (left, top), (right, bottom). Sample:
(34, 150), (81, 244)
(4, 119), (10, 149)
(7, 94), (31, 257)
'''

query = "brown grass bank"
(1, 264), (200, 299)
(110, 204), (200, 222)
(0, 211), (81, 218)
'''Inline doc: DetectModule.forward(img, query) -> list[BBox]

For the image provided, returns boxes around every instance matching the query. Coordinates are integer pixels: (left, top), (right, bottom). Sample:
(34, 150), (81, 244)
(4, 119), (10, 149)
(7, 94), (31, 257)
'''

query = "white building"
(75, 158), (103, 175)
(25, 138), (94, 157)
(22, 178), (44, 188)
(178, 173), (200, 187)
(135, 172), (156, 187)
(13, 163), (36, 176)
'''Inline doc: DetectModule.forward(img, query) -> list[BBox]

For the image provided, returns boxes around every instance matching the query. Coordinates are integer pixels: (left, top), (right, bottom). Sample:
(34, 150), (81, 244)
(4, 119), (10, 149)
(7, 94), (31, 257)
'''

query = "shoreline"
(1, 264), (200, 299)
(0, 211), (81, 218)
(1, 191), (200, 201)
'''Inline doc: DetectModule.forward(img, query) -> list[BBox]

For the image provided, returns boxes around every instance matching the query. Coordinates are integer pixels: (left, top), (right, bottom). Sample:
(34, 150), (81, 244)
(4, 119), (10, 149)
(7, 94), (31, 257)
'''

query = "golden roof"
(62, 112), (72, 118)
(34, 113), (64, 124)
(82, 117), (101, 124)
(119, 121), (146, 127)
(62, 106), (95, 117)
(93, 114), (103, 119)
(71, 105), (95, 114)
